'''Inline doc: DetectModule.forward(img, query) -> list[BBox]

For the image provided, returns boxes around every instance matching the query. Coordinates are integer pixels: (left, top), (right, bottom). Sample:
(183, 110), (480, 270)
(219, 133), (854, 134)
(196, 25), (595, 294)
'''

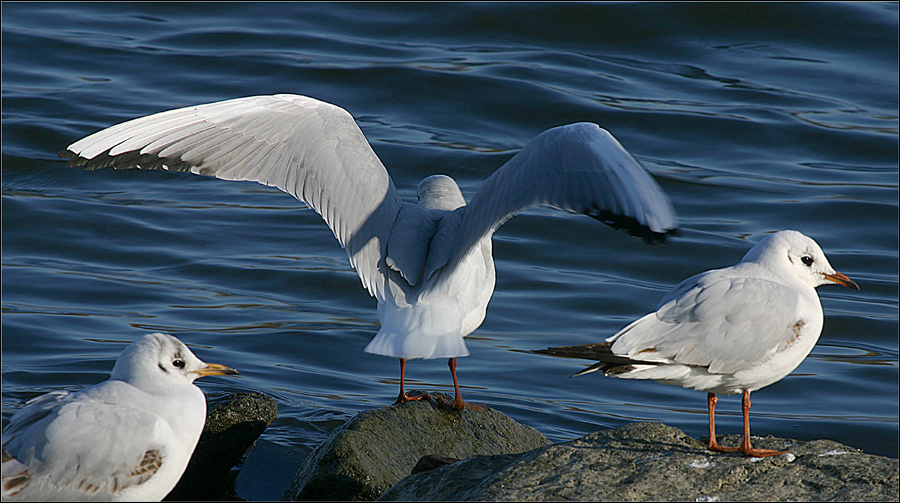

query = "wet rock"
(165, 392), (278, 501)
(381, 422), (899, 502)
(411, 454), (461, 475)
(283, 393), (550, 501)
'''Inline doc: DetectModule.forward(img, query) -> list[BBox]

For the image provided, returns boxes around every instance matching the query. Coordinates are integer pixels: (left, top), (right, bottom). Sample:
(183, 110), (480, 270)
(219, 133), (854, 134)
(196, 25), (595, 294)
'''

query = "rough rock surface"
(166, 392), (278, 501)
(381, 421), (899, 502)
(283, 393), (550, 501)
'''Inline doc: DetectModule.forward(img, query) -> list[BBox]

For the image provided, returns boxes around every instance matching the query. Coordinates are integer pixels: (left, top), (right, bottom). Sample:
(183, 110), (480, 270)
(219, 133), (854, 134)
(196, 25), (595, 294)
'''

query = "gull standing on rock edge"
(60, 94), (678, 410)
(2, 332), (239, 501)
(535, 230), (859, 457)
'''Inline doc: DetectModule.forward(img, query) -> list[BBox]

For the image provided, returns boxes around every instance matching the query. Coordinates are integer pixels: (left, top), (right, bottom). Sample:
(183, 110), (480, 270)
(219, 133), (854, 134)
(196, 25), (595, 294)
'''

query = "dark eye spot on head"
(801, 256), (813, 267)
(173, 359), (185, 369)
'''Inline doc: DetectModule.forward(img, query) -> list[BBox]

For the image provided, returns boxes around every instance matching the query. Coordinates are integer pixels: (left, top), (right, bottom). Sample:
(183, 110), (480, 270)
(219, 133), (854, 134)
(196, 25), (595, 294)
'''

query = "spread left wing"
(60, 94), (403, 300)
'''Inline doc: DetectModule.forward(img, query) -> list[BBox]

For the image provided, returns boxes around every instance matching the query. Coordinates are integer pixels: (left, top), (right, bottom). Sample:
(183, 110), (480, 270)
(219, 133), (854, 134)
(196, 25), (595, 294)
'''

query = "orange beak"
(194, 362), (240, 377)
(821, 271), (860, 291)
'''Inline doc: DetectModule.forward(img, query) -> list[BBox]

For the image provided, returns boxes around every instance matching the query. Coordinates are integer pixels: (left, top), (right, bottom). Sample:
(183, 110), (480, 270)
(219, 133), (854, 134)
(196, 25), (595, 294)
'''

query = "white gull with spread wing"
(60, 94), (678, 410)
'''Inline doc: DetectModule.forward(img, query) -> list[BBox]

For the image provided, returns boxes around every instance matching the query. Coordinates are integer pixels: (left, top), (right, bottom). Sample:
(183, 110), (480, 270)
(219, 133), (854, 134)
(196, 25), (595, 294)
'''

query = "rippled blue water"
(3, 2), (897, 478)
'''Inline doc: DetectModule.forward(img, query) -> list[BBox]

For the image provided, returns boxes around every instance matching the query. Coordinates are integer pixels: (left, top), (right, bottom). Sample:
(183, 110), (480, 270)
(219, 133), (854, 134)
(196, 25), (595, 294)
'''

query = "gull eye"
(173, 359), (186, 369)
(800, 256), (813, 267)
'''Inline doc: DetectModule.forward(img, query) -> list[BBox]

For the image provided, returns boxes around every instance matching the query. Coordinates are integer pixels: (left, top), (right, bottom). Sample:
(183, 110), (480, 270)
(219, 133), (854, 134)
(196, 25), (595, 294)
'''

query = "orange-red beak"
(821, 271), (860, 291)
(194, 362), (240, 377)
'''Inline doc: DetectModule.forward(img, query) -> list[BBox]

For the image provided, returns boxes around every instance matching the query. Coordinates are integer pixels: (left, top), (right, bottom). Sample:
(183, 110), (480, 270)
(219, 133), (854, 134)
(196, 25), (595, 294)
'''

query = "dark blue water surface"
(2, 2), (897, 485)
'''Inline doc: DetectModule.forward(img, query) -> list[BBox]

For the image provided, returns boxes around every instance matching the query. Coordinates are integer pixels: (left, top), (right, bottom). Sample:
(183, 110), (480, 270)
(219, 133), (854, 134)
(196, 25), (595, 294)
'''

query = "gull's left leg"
(738, 389), (786, 457)
(393, 358), (430, 405)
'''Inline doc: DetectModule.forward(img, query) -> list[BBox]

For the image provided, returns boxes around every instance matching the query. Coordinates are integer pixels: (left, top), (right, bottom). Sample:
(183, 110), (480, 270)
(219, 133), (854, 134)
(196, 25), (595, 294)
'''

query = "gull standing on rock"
(535, 230), (859, 457)
(2, 332), (239, 501)
(60, 94), (678, 410)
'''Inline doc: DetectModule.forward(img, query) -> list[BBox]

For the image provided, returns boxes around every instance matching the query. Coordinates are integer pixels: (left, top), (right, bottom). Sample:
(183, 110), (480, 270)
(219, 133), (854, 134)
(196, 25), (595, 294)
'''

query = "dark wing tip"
(588, 210), (679, 244)
(60, 148), (194, 173)
(531, 342), (614, 360)
(533, 342), (646, 377)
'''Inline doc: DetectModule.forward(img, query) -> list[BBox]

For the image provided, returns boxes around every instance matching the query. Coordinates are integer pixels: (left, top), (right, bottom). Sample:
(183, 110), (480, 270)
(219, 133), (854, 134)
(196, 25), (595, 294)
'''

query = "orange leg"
(442, 358), (484, 411)
(737, 389), (786, 457)
(707, 392), (740, 453)
(706, 390), (786, 457)
(393, 358), (430, 405)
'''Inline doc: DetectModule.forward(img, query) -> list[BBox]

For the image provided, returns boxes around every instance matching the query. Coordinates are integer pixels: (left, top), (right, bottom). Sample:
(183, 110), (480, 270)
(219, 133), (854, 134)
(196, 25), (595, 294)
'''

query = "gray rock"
(283, 393), (550, 501)
(166, 392), (278, 501)
(381, 422), (899, 502)
(411, 454), (461, 475)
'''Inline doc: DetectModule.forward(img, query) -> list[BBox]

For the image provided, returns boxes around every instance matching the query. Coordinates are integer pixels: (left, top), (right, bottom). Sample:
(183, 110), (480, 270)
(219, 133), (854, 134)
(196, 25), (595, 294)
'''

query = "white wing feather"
(609, 267), (805, 374)
(423, 123), (678, 280)
(62, 94), (402, 300)
(62, 98), (678, 300)
(2, 386), (169, 500)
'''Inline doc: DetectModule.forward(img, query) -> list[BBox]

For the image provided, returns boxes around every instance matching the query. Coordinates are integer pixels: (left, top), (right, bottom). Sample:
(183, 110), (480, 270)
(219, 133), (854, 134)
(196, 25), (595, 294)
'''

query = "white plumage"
(60, 94), (678, 409)
(536, 230), (859, 456)
(2, 332), (238, 501)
